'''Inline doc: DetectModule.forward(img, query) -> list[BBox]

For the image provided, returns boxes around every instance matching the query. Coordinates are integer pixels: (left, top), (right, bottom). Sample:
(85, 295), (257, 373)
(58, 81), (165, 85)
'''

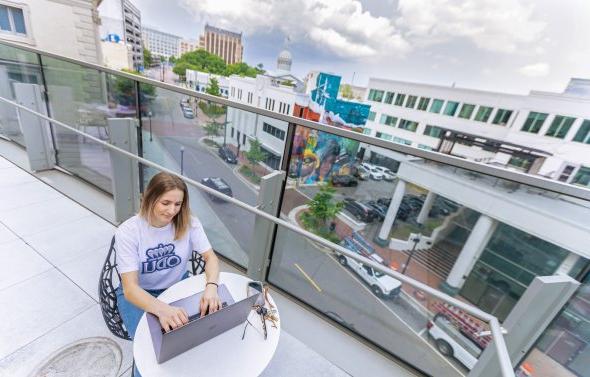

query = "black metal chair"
(98, 236), (206, 341)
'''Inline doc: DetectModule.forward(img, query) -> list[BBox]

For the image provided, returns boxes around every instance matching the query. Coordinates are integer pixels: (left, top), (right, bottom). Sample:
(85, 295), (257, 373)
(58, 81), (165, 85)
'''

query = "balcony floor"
(0, 146), (420, 377)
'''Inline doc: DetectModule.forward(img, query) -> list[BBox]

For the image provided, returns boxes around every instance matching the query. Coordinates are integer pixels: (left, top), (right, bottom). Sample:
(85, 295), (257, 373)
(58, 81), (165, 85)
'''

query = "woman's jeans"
(116, 271), (190, 376)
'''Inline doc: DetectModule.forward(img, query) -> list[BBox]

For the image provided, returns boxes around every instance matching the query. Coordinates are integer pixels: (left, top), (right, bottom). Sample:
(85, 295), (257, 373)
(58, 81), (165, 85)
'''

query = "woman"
(115, 172), (221, 339)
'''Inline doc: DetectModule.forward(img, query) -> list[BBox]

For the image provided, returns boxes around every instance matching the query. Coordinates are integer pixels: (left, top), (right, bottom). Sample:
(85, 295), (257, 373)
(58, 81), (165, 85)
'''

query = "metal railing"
(0, 92), (515, 377)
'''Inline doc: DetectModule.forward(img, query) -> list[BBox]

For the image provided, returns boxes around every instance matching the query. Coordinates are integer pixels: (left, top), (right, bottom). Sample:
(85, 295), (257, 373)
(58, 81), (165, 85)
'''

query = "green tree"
(340, 84), (354, 99)
(203, 120), (222, 137)
(143, 48), (153, 67)
(224, 62), (264, 77)
(301, 185), (343, 242)
(172, 49), (263, 80)
(245, 138), (267, 167)
(169, 55), (177, 64)
(111, 69), (156, 112)
(206, 77), (221, 96)
(172, 61), (193, 80)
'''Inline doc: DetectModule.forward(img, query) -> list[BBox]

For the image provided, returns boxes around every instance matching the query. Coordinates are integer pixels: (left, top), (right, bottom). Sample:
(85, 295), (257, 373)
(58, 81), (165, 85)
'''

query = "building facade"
(0, 0), (102, 64)
(98, 0), (142, 69)
(142, 27), (179, 60)
(178, 38), (197, 57)
(198, 24), (243, 65)
(364, 78), (590, 188)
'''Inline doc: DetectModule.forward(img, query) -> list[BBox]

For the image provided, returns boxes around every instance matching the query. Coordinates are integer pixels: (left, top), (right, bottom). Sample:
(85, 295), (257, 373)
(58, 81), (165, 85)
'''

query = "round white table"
(133, 272), (281, 377)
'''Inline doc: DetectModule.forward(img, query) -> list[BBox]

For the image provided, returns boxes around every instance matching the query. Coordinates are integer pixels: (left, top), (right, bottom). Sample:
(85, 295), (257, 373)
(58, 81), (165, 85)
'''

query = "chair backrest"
(98, 236), (207, 341)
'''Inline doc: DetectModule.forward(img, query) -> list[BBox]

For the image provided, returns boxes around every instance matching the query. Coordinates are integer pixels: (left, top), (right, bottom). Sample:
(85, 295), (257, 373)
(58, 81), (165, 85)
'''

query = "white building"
(178, 39), (198, 57)
(142, 27), (180, 60)
(0, 0), (102, 64)
(185, 70), (229, 97)
(100, 40), (132, 70)
(98, 0), (143, 69)
(364, 78), (590, 188)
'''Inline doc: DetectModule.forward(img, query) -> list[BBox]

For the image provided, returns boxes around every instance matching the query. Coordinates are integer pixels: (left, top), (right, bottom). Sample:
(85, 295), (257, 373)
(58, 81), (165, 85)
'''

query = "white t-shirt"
(115, 215), (212, 290)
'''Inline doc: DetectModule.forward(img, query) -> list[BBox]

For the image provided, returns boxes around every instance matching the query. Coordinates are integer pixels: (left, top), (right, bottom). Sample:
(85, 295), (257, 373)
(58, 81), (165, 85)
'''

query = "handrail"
(1, 39), (589, 201)
(0, 95), (514, 376)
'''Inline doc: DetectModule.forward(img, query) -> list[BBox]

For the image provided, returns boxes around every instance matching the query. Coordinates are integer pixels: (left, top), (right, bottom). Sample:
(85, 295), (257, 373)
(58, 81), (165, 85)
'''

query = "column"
(440, 214), (497, 295)
(375, 180), (406, 246)
(416, 191), (437, 225)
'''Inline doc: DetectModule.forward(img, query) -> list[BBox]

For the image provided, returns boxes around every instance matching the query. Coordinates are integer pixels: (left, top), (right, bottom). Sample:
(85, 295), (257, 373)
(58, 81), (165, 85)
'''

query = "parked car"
(354, 165), (370, 180)
(364, 200), (386, 221)
(200, 177), (233, 202)
(218, 145), (237, 164)
(331, 174), (358, 187)
(376, 197), (411, 221)
(373, 166), (396, 181)
(427, 314), (483, 370)
(368, 167), (384, 180)
(336, 246), (401, 299)
(341, 232), (387, 266)
(403, 194), (425, 213)
(343, 198), (376, 223)
(181, 106), (194, 119)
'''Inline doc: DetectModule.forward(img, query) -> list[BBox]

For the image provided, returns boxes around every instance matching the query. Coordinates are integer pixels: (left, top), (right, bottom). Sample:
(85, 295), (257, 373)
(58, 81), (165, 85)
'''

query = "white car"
(427, 314), (483, 370)
(374, 166), (396, 181)
(361, 162), (384, 180)
(355, 165), (370, 180)
(336, 248), (401, 299)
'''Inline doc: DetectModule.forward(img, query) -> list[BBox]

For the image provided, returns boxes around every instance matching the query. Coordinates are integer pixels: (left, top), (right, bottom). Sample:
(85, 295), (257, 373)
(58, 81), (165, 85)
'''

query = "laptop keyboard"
(162, 302), (228, 333)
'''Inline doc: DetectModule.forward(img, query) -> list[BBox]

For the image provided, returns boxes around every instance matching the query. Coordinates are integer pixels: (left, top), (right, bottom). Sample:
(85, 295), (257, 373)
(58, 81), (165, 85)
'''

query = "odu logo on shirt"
(142, 243), (182, 274)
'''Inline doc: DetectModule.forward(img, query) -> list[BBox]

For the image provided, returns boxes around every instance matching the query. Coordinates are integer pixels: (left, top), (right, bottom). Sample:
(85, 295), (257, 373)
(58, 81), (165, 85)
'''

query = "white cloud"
(179, 0), (410, 58)
(518, 63), (550, 77)
(396, 0), (546, 53)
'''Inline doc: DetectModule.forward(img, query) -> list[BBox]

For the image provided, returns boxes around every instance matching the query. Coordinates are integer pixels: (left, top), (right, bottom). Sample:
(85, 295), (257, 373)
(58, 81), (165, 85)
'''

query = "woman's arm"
(199, 249), (221, 316)
(121, 271), (189, 332)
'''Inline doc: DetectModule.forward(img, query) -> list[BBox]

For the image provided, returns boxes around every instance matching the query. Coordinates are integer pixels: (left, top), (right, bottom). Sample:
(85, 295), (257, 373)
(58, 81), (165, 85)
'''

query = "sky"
(101, 0), (590, 95)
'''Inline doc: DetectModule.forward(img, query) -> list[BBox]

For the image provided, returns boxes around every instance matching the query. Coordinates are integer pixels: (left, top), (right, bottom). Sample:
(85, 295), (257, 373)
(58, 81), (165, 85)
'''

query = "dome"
(278, 50), (292, 61)
(277, 50), (292, 71)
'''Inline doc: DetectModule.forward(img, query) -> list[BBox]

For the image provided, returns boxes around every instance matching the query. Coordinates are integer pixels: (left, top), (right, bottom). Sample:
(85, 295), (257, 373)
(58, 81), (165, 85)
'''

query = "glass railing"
(2, 39), (590, 377)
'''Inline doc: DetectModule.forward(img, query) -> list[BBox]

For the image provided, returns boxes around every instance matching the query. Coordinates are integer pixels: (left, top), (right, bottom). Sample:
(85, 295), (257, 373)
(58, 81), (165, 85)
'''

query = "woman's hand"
(155, 302), (189, 333)
(200, 284), (221, 317)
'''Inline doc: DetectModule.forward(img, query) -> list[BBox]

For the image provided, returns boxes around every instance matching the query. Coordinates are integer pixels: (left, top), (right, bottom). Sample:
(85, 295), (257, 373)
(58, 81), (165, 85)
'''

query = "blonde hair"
(139, 172), (190, 240)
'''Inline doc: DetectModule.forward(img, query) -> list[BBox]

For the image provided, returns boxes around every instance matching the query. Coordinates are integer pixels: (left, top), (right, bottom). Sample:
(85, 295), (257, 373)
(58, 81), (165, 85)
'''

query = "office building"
(198, 24), (243, 65)
(142, 27), (180, 60)
(99, 0), (143, 69)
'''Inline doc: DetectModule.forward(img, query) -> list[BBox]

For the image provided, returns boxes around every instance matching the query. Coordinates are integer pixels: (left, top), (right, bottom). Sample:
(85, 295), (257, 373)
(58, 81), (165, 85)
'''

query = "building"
(0, 0), (102, 64)
(198, 24), (243, 65)
(100, 40), (132, 70)
(141, 27), (180, 60)
(364, 78), (590, 188)
(185, 70), (229, 97)
(178, 39), (198, 57)
(98, 0), (143, 69)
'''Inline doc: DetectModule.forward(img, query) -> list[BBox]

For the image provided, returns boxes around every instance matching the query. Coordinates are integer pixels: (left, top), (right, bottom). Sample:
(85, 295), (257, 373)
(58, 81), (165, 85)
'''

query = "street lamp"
(148, 111), (153, 142)
(401, 233), (421, 275)
(180, 146), (185, 175)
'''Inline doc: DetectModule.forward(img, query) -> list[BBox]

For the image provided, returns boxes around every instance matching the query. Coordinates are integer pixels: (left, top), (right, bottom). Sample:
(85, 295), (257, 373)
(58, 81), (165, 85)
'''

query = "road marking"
(418, 327), (427, 336)
(294, 263), (322, 293)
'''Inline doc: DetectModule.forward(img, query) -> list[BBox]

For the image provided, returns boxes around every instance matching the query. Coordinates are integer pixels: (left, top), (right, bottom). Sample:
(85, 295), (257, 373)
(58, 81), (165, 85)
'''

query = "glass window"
(418, 144), (433, 150)
(363, 128), (372, 135)
(546, 116), (576, 138)
(405, 95), (417, 109)
(458, 104), (475, 119)
(572, 166), (590, 187)
(379, 114), (397, 127)
(0, 6), (11, 31)
(521, 112), (548, 133)
(394, 93), (406, 106)
(443, 101), (459, 116)
(384, 92), (395, 104)
(474, 106), (493, 122)
(398, 119), (418, 132)
(417, 97), (430, 111)
(492, 109), (513, 125)
(367, 111), (376, 122)
(393, 136), (412, 145)
(424, 125), (443, 138)
(375, 131), (392, 141)
(368, 89), (384, 102)
(429, 99), (444, 113)
(574, 120), (590, 144)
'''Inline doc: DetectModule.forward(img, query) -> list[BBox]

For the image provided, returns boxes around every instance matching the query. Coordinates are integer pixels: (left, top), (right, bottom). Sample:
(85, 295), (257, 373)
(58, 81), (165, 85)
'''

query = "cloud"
(179, 0), (410, 58)
(396, 0), (546, 53)
(518, 63), (550, 77)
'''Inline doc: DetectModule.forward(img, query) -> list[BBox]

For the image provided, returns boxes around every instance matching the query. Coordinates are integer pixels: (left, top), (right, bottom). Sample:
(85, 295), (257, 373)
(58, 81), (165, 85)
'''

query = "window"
(458, 104), (475, 119)
(521, 112), (548, 133)
(545, 116), (575, 138)
(379, 114), (397, 127)
(572, 166), (590, 187)
(573, 119), (590, 144)
(367, 111), (376, 122)
(443, 101), (459, 116)
(393, 136), (412, 145)
(368, 89), (384, 102)
(363, 128), (372, 135)
(492, 109), (513, 125)
(417, 97), (430, 111)
(474, 106), (493, 122)
(398, 119), (418, 132)
(424, 125), (443, 138)
(394, 93), (406, 106)
(405, 95), (417, 109)
(375, 131), (392, 141)
(384, 92), (395, 104)
(418, 144), (433, 151)
(262, 122), (285, 140)
(429, 99), (444, 113)
(0, 5), (26, 35)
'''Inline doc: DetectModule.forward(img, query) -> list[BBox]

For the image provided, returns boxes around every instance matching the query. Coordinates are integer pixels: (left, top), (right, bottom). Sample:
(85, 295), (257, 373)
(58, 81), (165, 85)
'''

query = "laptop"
(146, 284), (260, 363)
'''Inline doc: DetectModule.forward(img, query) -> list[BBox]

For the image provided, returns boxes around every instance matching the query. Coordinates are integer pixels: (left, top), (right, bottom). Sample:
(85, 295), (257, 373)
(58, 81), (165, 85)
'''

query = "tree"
(111, 69), (156, 113)
(172, 61), (193, 80)
(169, 55), (177, 64)
(301, 185), (344, 241)
(203, 120), (222, 137)
(172, 49), (263, 80)
(143, 48), (153, 67)
(206, 77), (221, 96)
(340, 84), (354, 100)
(245, 138), (266, 167)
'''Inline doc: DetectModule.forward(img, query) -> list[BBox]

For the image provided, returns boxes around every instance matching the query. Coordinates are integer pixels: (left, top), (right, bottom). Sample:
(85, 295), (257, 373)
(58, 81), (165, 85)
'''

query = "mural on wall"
(289, 72), (370, 183)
